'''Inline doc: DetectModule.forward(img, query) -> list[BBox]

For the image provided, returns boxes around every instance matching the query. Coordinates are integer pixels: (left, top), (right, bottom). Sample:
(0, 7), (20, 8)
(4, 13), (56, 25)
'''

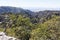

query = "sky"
(0, 0), (60, 11)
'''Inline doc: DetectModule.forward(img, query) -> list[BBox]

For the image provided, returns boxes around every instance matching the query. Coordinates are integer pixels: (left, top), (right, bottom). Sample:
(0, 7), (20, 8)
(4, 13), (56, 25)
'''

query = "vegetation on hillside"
(0, 12), (60, 40)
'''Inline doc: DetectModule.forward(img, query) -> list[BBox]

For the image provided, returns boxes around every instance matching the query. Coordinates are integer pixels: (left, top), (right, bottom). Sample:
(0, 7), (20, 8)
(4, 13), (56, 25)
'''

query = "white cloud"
(0, 0), (60, 9)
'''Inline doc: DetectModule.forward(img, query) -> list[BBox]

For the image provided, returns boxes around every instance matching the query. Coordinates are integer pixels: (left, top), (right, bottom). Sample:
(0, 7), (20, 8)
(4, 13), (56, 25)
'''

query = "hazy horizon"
(0, 0), (60, 11)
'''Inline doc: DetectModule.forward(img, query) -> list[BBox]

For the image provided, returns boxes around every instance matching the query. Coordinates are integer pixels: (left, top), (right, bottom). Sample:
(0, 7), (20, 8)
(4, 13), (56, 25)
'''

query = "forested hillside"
(0, 12), (60, 40)
(0, 6), (60, 40)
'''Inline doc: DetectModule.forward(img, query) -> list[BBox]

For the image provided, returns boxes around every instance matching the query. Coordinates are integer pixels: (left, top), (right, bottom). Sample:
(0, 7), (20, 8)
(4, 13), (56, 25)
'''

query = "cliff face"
(0, 32), (16, 40)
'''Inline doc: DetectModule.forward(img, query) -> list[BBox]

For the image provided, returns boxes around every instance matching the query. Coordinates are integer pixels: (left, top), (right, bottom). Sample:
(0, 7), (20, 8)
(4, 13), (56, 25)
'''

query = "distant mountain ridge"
(0, 6), (34, 16)
(0, 6), (60, 18)
(0, 6), (27, 13)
